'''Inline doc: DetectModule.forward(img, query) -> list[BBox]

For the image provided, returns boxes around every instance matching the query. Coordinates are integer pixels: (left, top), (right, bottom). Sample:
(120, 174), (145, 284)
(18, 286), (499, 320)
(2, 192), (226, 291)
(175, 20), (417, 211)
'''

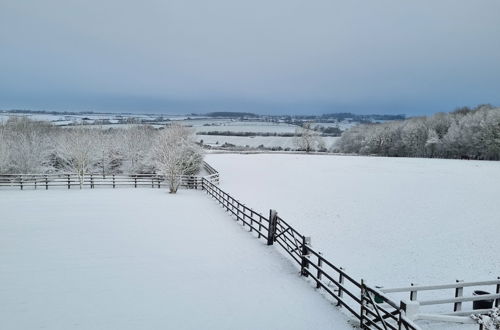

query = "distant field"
(198, 135), (340, 149)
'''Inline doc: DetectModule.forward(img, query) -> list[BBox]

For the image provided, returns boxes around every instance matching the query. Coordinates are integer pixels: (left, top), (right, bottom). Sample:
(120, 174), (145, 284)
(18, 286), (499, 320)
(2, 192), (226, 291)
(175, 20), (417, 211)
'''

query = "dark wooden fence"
(201, 178), (421, 330)
(0, 162), (218, 190)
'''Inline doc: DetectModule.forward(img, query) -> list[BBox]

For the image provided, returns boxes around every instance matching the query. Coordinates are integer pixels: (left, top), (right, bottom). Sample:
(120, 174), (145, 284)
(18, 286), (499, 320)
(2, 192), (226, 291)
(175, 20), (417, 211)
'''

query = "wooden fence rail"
(0, 162), (218, 190)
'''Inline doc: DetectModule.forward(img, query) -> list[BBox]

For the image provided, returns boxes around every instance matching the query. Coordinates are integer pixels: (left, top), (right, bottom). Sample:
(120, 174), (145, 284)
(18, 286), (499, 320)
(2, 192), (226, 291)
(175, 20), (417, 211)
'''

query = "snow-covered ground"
(198, 135), (339, 149)
(206, 154), (500, 288)
(191, 121), (298, 133)
(0, 189), (353, 330)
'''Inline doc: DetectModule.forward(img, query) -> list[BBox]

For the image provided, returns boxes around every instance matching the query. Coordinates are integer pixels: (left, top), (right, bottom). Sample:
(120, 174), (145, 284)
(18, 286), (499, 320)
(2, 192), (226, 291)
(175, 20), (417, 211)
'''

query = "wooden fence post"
(134, 176), (137, 188)
(67, 174), (70, 189)
(90, 174), (94, 189)
(112, 175), (115, 188)
(495, 276), (500, 308)
(301, 236), (310, 277)
(20, 175), (23, 190)
(454, 280), (464, 312)
(410, 283), (417, 301)
(316, 252), (323, 288)
(45, 175), (48, 190)
(337, 267), (345, 306)
(360, 279), (366, 329)
(267, 209), (278, 245)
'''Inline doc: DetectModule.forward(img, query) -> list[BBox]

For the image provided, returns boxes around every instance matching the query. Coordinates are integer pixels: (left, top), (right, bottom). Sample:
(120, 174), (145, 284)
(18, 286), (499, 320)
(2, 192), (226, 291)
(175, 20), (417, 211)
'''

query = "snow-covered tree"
(151, 124), (203, 193)
(294, 122), (325, 152)
(0, 125), (10, 173)
(56, 128), (99, 188)
(120, 125), (156, 173)
(337, 105), (500, 160)
(1, 117), (53, 173)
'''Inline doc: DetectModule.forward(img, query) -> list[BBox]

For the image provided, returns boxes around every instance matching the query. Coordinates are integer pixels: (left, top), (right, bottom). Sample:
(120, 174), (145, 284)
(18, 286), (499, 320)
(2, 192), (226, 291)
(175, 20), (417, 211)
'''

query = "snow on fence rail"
(379, 280), (500, 325)
(201, 177), (421, 330)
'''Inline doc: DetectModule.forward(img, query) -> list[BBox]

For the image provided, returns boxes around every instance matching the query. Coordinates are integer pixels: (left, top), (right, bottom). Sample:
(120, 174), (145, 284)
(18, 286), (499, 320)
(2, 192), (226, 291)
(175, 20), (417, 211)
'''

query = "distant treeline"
(336, 105), (500, 160)
(320, 113), (406, 122)
(206, 112), (258, 118)
(197, 131), (297, 137)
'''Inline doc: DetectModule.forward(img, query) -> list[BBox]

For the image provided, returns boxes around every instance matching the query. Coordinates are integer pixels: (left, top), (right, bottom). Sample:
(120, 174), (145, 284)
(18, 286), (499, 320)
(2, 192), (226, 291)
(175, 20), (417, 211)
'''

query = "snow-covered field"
(0, 189), (352, 330)
(206, 153), (500, 288)
(191, 121), (298, 133)
(198, 135), (339, 149)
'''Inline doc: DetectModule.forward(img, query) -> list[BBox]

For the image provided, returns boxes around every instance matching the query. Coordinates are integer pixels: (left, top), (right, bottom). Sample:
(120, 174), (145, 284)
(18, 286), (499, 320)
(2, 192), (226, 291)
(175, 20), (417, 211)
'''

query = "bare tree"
(56, 128), (99, 188)
(0, 124), (10, 173)
(151, 124), (203, 193)
(294, 122), (325, 152)
(120, 125), (156, 173)
(2, 117), (53, 173)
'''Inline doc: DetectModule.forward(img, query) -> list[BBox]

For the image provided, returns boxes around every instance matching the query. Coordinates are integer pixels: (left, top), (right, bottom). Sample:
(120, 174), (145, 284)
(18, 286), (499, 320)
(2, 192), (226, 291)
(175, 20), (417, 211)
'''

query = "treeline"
(196, 131), (298, 137)
(336, 105), (500, 160)
(0, 117), (200, 175)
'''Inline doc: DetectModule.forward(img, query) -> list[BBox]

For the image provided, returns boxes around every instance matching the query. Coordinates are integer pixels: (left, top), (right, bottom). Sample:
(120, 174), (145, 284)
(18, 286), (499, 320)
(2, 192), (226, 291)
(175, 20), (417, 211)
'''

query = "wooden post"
(134, 176), (137, 188)
(454, 280), (464, 312)
(337, 267), (345, 306)
(112, 175), (115, 188)
(34, 177), (37, 190)
(495, 276), (500, 308)
(45, 175), (48, 190)
(90, 174), (94, 188)
(248, 208), (253, 233)
(157, 176), (160, 188)
(301, 236), (310, 277)
(257, 210), (262, 239)
(20, 175), (23, 190)
(316, 252), (323, 288)
(67, 174), (70, 189)
(360, 279), (366, 329)
(410, 283), (417, 301)
(267, 209), (278, 245)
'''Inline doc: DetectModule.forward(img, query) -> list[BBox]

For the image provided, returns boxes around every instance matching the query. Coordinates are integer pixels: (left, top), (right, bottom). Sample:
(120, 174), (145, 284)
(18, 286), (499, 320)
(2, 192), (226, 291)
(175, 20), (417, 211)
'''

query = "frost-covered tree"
(1, 117), (53, 173)
(0, 125), (10, 173)
(337, 105), (500, 160)
(56, 128), (99, 188)
(294, 122), (325, 152)
(94, 129), (122, 176)
(120, 125), (156, 173)
(151, 124), (203, 193)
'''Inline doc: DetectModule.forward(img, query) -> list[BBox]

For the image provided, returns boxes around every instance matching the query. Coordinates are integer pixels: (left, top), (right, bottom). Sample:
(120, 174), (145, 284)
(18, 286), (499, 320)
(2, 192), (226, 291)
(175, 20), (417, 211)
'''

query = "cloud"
(1, 0), (499, 114)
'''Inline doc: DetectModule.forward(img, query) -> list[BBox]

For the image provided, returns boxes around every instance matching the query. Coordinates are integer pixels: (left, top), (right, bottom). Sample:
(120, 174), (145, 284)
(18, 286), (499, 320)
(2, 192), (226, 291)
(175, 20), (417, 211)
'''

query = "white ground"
(0, 189), (353, 330)
(206, 153), (500, 325)
(198, 135), (339, 150)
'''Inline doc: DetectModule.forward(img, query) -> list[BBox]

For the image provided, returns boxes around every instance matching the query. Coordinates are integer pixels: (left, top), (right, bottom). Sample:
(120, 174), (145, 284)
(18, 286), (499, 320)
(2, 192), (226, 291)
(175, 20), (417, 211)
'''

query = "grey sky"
(1, 0), (499, 115)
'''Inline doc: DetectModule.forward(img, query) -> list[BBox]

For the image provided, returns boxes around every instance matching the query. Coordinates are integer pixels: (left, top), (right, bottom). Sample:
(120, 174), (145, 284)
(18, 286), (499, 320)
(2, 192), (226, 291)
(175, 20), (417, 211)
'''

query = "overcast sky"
(1, 0), (499, 115)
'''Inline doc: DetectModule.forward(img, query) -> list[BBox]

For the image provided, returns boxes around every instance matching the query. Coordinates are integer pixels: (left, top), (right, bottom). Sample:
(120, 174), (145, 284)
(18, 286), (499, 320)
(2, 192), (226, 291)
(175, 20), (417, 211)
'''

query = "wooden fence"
(380, 280), (500, 326)
(201, 177), (421, 330)
(0, 162), (218, 190)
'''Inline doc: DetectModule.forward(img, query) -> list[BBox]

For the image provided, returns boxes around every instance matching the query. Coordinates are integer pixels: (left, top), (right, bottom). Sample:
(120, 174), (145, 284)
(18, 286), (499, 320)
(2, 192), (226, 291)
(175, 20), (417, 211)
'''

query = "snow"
(198, 135), (339, 149)
(191, 121), (299, 133)
(0, 189), (352, 330)
(205, 154), (500, 289)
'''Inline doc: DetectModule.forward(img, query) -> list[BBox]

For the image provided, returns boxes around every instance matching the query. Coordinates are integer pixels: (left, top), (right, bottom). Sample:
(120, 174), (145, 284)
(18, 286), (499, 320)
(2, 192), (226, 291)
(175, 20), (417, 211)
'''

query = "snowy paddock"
(206, 154), (500, 288)
(0, 189), (352, 330)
